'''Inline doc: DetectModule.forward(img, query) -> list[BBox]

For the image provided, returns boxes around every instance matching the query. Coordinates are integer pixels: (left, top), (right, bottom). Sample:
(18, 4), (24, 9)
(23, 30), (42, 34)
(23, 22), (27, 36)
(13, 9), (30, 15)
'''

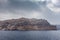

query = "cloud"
(47, 3), (60, 13)
(0, 0), (60, 25)
(0, 0), (43, 20)
(46, 1), (60, 25)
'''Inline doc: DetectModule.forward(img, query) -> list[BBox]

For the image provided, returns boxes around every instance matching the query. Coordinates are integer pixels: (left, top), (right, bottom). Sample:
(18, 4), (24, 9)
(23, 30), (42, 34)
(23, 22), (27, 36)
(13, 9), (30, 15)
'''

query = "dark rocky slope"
(0, 18), (56, 31)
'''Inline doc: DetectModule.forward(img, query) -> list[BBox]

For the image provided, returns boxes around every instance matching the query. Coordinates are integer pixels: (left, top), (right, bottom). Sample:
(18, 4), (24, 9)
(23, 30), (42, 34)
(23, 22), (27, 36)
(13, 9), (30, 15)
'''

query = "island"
(0, 17), (56, 31)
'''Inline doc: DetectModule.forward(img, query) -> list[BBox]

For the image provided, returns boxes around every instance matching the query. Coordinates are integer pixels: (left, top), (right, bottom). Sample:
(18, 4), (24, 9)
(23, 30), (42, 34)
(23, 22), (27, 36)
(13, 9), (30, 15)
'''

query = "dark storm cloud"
(0, 0), (41, 12)
(0, 0), (47, 13)
(9, 0), (39, 10)
(0, 0), (42, 15)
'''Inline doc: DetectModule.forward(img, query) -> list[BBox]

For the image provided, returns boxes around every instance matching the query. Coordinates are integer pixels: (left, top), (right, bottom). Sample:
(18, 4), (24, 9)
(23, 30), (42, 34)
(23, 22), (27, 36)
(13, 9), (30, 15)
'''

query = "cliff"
(0, 18), (56, 31)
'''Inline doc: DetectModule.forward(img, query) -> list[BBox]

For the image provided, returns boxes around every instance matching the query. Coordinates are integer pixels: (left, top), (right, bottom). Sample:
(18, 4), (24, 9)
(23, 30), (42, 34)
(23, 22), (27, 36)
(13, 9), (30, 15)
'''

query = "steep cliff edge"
(0, 18), (56, 31)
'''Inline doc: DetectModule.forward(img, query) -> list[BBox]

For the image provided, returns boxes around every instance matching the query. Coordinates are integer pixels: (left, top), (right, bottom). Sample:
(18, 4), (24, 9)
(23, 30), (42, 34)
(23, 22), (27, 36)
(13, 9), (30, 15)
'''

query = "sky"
(0, 0), (60, 25)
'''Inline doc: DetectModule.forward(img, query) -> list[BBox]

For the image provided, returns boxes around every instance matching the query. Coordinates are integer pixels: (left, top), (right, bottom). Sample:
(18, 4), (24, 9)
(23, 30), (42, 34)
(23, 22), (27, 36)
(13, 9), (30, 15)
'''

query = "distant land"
(56, 25), (60, 30)
(0, 17), (56, 31)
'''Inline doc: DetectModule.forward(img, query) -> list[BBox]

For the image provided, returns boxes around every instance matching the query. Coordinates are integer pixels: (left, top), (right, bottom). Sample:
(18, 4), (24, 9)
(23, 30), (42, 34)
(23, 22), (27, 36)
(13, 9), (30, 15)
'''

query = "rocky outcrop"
(0, 18), (56, 31)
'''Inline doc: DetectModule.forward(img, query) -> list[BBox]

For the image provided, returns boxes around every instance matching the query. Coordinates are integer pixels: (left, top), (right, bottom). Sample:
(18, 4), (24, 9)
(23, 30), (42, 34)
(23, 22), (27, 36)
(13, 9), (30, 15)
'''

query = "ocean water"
(0, 31), (60, 40)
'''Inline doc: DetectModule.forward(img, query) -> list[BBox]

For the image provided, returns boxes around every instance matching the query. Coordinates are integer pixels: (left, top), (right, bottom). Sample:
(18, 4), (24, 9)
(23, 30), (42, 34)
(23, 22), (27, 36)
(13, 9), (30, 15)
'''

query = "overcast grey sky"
(0, 0), (60, 25)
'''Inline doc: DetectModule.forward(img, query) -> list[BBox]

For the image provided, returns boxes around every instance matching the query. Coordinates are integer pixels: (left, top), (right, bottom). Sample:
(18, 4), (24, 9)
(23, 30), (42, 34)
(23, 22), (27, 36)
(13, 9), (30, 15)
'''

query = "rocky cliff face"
(0, 18), (56, 31)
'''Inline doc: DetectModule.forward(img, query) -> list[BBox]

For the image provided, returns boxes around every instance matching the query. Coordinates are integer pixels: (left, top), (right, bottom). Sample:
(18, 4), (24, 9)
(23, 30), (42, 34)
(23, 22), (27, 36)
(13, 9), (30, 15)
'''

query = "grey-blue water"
(0, 31), (60, 40)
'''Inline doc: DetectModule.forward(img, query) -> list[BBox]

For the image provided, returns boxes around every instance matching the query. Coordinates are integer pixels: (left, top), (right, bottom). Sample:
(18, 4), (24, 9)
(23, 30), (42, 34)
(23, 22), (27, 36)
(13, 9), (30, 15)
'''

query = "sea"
(0, 30), (60, 40)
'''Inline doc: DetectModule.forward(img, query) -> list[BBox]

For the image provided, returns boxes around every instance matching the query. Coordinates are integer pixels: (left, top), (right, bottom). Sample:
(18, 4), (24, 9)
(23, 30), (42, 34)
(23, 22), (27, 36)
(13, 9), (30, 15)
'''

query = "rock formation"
(0, 18), (56, 31)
